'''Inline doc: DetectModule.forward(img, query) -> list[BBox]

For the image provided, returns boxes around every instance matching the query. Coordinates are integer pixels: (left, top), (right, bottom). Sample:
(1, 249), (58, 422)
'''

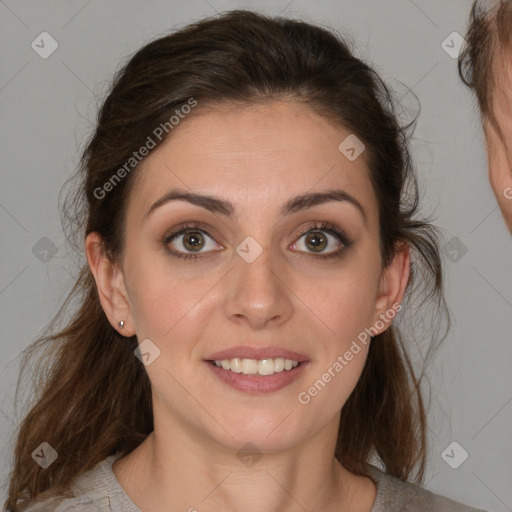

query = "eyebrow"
(144, 188), (367, 223)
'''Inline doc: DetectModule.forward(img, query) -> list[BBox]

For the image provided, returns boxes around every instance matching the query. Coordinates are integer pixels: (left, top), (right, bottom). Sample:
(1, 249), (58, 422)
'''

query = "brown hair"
(459, 0), (512, 129)
(5, 9), (448, 510)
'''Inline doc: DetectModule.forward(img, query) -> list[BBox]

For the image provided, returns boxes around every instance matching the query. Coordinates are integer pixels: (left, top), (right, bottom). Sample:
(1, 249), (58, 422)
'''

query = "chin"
(207, 411), (305, 454)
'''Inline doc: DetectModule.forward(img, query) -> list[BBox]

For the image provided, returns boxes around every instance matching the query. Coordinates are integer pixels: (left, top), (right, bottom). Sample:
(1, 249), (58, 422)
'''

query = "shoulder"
(17, 453), (136, 512)
(365, 464), (489, 512)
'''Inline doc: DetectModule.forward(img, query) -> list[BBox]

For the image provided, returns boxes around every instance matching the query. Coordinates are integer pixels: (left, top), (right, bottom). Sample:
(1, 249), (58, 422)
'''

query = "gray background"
(1, 0), (511, 510)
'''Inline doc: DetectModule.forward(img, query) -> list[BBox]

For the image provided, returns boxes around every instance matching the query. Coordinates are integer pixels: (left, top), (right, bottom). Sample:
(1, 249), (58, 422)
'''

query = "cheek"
(126, 262), (215, 402)
(291, 257), (382, 349)
(125, 251), (220, 349)
(296, 331), (370, 423)
(310, 284), (375, 338)
(135, 284), (197, 337)
(295, 274), (374, 415)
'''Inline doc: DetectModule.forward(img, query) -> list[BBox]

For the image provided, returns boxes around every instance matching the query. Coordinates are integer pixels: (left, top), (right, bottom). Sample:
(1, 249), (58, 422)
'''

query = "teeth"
(212, 357), (300, 376)
(274, 357), (285, 372)
(230, 357), (242, 373)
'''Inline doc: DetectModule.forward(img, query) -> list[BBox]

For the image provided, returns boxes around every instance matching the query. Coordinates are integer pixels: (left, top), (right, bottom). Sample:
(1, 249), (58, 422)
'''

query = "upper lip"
(205, 345), (309, 362)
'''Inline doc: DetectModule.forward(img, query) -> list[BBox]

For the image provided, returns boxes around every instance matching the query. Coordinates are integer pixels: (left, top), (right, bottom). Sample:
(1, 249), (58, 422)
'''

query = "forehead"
(127, 100), (378, 224)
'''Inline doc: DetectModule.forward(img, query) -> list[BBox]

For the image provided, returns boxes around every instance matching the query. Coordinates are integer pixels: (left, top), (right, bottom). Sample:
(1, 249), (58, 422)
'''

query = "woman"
(5, 9), (487, 512)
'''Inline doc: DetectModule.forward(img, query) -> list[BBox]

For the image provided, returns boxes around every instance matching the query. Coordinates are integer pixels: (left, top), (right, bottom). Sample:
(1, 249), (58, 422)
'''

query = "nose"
(222, 244), (294, 330)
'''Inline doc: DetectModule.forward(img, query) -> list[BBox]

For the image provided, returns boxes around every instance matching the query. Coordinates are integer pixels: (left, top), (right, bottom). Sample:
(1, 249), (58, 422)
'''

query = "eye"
(291, 221), (352, 259)
(161, 221), (352, 261)
(162, 223), (222, 260)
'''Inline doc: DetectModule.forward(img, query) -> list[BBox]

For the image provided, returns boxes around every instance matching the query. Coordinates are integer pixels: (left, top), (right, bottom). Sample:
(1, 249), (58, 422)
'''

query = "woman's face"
(111, 100), (406, 453)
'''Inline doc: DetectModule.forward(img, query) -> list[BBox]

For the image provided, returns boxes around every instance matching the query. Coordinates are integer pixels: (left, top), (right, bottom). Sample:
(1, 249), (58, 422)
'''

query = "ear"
(85, 232), (136, 336)
(371, 242), (410, 334)
(483, 118), (512, 233)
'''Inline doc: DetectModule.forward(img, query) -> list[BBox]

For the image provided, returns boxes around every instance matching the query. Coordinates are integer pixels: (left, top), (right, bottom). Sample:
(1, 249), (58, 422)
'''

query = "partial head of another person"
(459, 0), (512, 232)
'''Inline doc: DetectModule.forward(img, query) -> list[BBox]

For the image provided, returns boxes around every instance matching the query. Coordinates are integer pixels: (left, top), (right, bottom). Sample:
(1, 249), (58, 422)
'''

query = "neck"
(112, 415), (376, 512)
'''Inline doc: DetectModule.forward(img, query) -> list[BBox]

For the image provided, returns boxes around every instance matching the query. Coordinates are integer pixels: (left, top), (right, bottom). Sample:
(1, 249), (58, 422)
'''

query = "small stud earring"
(118, 320), (124, 329)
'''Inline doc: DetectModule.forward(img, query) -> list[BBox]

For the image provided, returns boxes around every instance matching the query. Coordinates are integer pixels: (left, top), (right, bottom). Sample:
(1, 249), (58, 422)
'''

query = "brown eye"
(291, 220), (353, 260)
(304, 231), (328, 252)
(166, 228), (220, 257)
(294, 227), (343, 255)
(182, 232), (205, 252)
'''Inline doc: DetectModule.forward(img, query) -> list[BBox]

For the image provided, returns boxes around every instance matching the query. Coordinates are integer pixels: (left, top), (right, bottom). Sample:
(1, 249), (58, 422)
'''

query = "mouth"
(208, 357), (303, 376)
(204, 347), (310, 393)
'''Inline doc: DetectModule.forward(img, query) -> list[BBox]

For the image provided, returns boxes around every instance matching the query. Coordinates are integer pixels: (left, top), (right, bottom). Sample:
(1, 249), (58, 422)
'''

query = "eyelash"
(161, 221), (353, 261)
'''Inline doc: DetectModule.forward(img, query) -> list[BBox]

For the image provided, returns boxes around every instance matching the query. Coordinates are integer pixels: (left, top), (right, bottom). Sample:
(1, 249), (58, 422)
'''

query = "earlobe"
(85, 232), (136, 336)
(372, 243), (410, 334)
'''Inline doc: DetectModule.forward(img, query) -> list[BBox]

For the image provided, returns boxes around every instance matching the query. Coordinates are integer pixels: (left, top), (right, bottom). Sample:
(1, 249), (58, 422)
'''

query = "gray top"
(18, 452), (488, 512)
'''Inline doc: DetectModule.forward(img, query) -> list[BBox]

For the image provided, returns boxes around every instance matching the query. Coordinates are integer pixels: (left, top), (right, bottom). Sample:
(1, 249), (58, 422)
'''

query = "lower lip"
(205, 361), (309, 393)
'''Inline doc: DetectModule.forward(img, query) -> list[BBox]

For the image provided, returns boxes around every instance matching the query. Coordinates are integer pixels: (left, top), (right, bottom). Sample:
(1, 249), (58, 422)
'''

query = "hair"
(458, 0), (512, 130)
(5, 9), (448, 510)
